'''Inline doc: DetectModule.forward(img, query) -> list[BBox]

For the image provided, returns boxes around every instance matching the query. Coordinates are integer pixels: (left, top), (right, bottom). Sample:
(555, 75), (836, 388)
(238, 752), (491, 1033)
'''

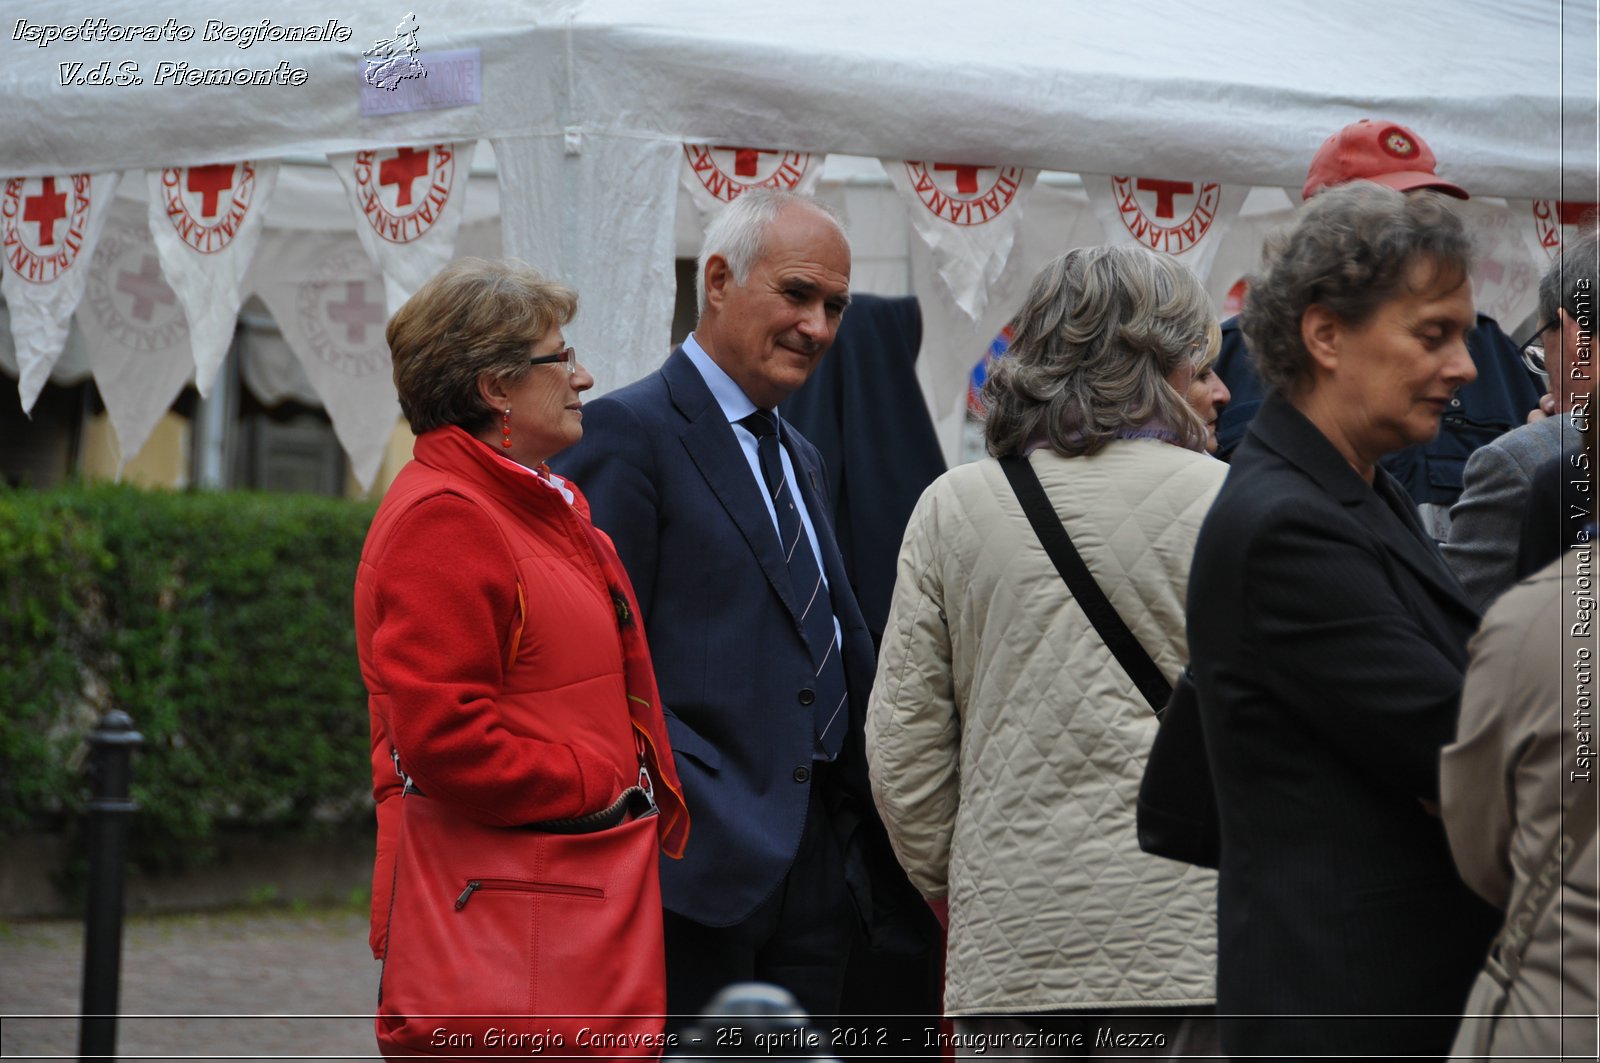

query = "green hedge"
(0, 482), (378, 877)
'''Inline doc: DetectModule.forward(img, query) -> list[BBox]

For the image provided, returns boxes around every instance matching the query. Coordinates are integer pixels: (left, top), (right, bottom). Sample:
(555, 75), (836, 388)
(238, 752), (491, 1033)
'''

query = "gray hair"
(696, 189), (845, 316)
(1242, 183), (1473, 399)
(1538, 221), (1600, 335)
(983, 244), (1214, 458)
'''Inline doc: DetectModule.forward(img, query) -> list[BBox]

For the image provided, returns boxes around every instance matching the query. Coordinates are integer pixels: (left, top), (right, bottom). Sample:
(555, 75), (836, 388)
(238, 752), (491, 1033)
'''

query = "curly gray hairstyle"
(983, 245), (1215, 458)
(695, 188), (846, 316)
(1241, 183), (1473, 398)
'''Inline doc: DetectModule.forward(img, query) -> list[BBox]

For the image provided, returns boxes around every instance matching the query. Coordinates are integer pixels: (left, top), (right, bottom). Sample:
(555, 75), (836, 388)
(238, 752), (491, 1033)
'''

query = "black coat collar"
(1246, 395), (1479, 622)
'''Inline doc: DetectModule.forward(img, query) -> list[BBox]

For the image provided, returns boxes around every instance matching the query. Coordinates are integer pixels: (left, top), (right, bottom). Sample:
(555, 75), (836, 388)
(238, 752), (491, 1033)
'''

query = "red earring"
(501, 407), (512, 448)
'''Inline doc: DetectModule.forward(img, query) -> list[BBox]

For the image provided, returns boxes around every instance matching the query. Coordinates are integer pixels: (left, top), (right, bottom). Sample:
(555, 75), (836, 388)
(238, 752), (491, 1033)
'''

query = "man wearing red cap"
(1213, 118), (1545, 539)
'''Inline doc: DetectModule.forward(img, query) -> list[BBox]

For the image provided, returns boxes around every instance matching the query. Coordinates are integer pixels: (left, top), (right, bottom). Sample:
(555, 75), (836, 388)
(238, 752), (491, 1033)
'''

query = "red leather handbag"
(375, 778), (668, 1059)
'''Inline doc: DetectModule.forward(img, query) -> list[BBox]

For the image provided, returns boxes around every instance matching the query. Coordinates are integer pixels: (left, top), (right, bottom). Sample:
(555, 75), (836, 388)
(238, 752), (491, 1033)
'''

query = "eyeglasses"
(528, 346), (577, 375)
(1518, 323), (1555, 377)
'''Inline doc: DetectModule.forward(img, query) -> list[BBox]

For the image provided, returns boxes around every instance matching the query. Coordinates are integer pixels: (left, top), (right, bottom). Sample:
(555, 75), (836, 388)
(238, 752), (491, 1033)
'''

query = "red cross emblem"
(186, 165), (236, 218)
(1111, 176), (1222, 256)
(904, 161), (1025, 227)
(684, 144), (814, 204)
(161, 163), (257, 255)
(2, 174), (93, 284)
(296, 252), (390, 377)
(117, 255), (178, 321)
(354, 145), (457, 243)
(24, 178), (69, 245)
(326, 281), (387, 343)
(85, 221), (189, 352)
(1380, 127), (1418, 159)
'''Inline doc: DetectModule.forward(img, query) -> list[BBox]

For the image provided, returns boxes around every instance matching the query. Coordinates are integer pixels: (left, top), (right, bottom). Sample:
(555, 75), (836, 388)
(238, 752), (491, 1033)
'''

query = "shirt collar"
(683, 332), (769, 425)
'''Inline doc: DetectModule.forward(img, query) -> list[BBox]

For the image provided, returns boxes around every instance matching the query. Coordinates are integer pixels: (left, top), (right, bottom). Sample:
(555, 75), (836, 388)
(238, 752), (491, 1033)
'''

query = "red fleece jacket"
(356, 426), (675, 956)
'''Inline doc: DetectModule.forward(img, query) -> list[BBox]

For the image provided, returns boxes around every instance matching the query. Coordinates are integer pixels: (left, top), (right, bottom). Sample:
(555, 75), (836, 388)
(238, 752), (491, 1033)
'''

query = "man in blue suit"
(554, 189), (916, 1024)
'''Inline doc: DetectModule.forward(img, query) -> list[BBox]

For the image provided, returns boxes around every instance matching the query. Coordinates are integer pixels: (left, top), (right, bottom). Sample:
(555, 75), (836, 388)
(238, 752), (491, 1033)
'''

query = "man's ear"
(1300, 304), (1342, 374)
(703, 254), (732, 312)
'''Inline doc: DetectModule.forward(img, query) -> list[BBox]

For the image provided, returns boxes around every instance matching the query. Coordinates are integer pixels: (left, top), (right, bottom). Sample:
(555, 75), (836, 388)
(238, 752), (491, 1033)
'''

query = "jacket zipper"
(454, 877), (604, 909)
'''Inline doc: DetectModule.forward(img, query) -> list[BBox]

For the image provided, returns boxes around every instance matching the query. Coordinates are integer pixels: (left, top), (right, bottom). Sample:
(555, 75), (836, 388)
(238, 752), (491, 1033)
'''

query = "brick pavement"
(0, 907), (379, 1062)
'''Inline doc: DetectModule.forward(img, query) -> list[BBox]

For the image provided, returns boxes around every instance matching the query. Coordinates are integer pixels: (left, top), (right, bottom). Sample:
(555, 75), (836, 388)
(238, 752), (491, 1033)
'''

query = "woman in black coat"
(1186, 183), (1501, 1060)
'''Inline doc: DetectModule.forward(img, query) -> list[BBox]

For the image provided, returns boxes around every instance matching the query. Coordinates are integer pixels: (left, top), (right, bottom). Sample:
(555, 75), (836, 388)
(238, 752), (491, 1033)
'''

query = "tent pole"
(193, 331), (240, 489)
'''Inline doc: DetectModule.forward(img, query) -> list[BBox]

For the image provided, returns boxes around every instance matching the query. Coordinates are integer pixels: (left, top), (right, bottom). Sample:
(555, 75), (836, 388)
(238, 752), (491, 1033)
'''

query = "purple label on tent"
(359, 49), (481, 116)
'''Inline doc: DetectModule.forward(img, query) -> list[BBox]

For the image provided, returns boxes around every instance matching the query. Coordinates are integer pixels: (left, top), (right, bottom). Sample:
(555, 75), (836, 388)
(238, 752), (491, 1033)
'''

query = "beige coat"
(866, 441), (1224, 1016)
(1443, 555), (1599, 1061)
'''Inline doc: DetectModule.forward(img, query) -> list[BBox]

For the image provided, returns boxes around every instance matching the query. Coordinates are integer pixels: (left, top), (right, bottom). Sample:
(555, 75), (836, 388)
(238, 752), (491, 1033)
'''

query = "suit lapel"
(1354, 471), (1479, 623)
(663, 351), (804, 622)
(1250, 396), (1480, 625)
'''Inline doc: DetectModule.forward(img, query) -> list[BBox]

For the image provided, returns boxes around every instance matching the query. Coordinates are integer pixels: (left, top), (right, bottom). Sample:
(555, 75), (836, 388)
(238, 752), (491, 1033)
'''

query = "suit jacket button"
(798, 688), (816, 706)
(793, 766), (811, 783)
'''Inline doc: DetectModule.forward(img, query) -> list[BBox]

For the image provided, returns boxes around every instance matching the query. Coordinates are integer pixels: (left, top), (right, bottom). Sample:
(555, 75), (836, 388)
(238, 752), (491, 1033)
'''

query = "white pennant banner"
(330, 141), (477, 316)
(248, 230), (401, 491)
(680, 144), (824, 221)
(1082, 174), (1247, 282)
(1451, 197), (1540, 332)
(2, 171), (120, 412)
(1517, 198), (1600, 268)
(78, 200), (195, 471)
(884, 159), (1039, 322)
(147, 160), (279, 398)
(494, 133), (681, 396)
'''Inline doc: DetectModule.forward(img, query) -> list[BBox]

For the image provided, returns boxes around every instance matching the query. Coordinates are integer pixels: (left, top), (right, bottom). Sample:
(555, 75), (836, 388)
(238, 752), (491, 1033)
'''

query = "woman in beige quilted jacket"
(866, 245), (1225, 1058)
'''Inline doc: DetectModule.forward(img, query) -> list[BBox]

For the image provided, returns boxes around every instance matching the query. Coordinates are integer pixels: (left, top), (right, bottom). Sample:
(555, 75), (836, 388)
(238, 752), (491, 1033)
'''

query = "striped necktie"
(739, 410), (847, 761)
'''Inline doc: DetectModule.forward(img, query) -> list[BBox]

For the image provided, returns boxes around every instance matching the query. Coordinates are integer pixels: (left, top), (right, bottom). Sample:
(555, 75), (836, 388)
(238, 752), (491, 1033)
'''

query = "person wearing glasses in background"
(1442, 223), (1598, 610)
(1511, 224), (1599, 579)
(354, 258), (689, 1046)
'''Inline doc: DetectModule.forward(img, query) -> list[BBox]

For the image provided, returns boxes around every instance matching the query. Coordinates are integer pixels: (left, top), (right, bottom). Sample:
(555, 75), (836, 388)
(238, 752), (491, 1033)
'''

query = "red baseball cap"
(1302, 119), (1469, 201)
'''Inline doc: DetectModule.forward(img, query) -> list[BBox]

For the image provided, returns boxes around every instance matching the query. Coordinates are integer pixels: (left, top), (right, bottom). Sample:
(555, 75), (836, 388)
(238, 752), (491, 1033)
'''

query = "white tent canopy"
(3, 0), (1596, 478)
(7, 1), (1594, 192)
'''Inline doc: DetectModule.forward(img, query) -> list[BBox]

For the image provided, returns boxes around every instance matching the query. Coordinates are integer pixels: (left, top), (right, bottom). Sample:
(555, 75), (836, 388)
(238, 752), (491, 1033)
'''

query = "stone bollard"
(78, 709), (142, 1063)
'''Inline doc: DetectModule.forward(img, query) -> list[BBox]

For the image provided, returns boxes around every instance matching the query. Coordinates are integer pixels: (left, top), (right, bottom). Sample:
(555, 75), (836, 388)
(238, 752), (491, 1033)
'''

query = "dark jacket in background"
(781, 293), (947, 646)
(1516, 446), (1596, 577)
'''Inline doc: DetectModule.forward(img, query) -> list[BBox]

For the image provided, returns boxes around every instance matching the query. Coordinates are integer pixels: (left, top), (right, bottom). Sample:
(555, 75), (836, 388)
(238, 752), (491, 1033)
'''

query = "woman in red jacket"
(356, 258), (687, 1058)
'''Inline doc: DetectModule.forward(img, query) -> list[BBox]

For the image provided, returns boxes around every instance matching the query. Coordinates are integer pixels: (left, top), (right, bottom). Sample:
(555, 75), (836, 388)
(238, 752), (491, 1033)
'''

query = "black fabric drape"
(781, 293), (947, 648)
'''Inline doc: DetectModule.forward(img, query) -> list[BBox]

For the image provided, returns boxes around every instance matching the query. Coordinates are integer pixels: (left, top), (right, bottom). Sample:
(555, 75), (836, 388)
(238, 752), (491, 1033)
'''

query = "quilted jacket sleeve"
(865, 486), (960, 899)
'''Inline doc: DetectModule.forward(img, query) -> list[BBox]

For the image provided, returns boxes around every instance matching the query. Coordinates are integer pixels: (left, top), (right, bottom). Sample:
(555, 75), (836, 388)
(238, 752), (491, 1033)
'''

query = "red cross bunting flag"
(329, 141), (477, 316)
(1081, 174), (1247, 282)
(680, 144), (824, 221)
(1517, 199), (1600, 268)
(249, 230), (402, 491)
(146, 160), (280, 397)
(77, 199), (195, 472)
(1448, 199), (1540, 333)
(494, 132), (681, 395)
(884, 159), (1039, 322)
(1, 171), (120, 412)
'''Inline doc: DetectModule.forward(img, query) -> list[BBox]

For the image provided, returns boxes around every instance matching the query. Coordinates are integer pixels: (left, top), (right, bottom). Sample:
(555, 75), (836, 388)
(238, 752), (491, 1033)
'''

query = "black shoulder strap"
(998, 454), (1172, 713)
